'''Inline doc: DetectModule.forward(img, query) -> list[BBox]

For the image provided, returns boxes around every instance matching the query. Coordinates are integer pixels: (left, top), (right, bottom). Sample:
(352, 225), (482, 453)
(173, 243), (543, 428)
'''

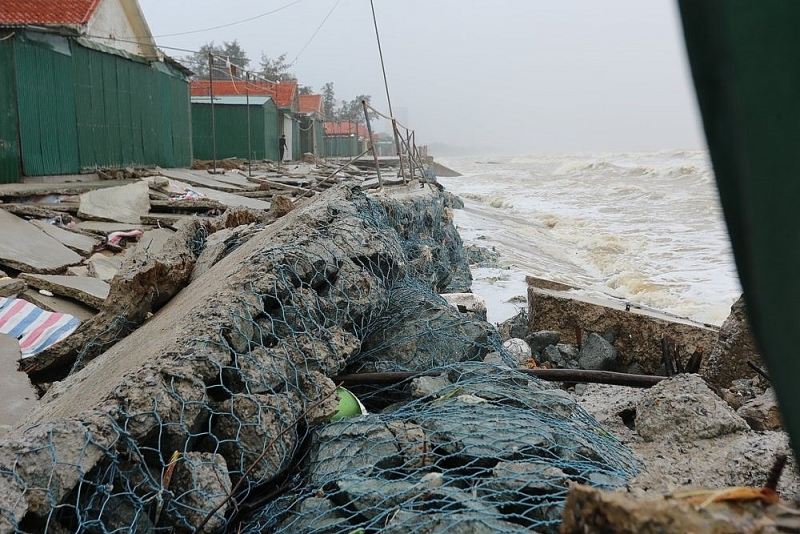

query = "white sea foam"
(438, 151), (741, 326)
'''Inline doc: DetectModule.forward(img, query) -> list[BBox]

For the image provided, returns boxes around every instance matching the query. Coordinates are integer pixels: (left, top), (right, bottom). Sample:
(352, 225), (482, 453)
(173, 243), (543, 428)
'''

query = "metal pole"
(246, 72), (252, 177)
(209, 53), (217, 174)
(362, 100), (382, 188)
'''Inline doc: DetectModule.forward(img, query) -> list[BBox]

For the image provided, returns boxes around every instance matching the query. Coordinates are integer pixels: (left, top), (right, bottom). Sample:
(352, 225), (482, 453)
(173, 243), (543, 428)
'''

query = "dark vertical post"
(362, 100), (382, 188)
(392, 118), (406, 183)
(209, 53), (217, 174)
(246, 72), (252, 177)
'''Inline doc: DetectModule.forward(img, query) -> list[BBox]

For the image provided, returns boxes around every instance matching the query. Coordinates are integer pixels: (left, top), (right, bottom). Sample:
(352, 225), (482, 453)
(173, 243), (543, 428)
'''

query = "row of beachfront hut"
(0, 0), (375, 184)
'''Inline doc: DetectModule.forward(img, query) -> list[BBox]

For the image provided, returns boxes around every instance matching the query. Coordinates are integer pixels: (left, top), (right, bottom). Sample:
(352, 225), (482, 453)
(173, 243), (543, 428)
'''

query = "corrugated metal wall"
(192, 102), (277, 161)
(263, 101), (279, 161)
(0, 35), (20, 183)
(3, 30), (192, 180)
(72, 44), (192, 170)
(299, 117), (324, 157)
(324, 135), (360, 157)
(14, 35), (80, 176)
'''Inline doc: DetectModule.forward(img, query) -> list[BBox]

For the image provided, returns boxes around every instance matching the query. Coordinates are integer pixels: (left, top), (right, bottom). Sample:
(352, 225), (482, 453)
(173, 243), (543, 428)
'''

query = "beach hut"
(323, 121), (371, 157)
(298, 94), (325, 157)
(0, 0), (192, 183)
(191, 95), (279, 161)
(190, 79), (302, 161)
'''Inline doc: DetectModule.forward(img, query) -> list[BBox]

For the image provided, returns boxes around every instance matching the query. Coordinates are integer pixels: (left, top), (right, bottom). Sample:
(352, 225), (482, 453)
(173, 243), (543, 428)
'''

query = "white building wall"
(85, 0), (155, 58)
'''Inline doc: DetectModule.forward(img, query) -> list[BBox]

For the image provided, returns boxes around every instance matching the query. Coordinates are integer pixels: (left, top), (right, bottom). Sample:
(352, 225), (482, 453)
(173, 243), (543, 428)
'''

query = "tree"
(189, 40), (249, 79)
(298, 85), (314, 95)
(336, 94), (380, 125)
(260, 52), (295, 81)
(321, 82), (337, 120)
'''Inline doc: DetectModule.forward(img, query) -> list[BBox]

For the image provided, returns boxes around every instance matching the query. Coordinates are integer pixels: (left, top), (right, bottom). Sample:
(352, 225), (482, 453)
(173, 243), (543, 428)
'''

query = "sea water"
(437, 151), (741, 326)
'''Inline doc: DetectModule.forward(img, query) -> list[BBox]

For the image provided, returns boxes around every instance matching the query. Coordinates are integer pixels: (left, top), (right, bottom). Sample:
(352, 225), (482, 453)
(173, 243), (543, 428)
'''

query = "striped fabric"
(0, 297), (81, 358)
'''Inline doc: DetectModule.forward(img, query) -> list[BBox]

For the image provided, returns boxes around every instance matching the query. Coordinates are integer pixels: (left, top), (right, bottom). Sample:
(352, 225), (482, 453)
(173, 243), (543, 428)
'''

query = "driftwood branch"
(332, 368), (665, 388)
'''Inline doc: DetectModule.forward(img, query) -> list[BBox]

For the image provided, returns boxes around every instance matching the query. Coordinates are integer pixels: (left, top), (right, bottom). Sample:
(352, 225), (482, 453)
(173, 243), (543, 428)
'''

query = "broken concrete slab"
(527, 286), (719, 375)
(0, 210), (83, 274)
(147, 175), (271, 210)
(190, 227), (234, 282)
(158, 168), (247, 192)
(87, 253), (122, 281)
(0, 333), (37, 437)
(66, 265), (90, 277)
(29, 220), (100, 256)
(196, 170), (259, 191)
(19, 274), (110, 309)
(21, 221), (199, 378)
(0, 179), (138, 199)
(78, 180), (150, 224)
(0, 277), (26, 298)
(193, 186), (272, 210)
(20, 289), (96, 322)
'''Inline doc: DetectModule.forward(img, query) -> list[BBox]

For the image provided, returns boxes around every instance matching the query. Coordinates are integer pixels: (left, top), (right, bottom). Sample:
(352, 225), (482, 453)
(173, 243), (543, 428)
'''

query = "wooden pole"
(392, 118), (406, 183)
(332, 368), (666, 389)
(362, 100), (383, 188)
(246, 72), (252, 177)
(209, 53), (217, 174)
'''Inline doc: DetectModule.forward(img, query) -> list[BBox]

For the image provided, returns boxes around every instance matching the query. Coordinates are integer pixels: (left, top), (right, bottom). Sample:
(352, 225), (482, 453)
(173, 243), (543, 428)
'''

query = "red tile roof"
(0, 0), (101, 25)
(274, 81), (297, 109)
(190, 79), (298, 109)
(324, 121), (370, 138)
(298, 94), (323, 114)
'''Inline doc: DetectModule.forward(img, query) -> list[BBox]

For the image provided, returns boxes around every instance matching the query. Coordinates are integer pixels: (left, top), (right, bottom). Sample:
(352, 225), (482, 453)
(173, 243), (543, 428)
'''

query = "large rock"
(528, 286), (719, 374)
(737, 388), (784, 431)
(636, 374), (749, 442)
(356, 286), (500, 372)
(705, 295), (766, 391)
(170, 453), (232, 532)
(578, 332), (619, 370)
(561, 483), (794, 534)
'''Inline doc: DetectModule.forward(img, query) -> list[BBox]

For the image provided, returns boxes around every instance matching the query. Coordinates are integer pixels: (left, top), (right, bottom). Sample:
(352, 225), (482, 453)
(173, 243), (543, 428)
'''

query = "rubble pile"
(0, 176), (644, 534)
(0, 162), (794, 533)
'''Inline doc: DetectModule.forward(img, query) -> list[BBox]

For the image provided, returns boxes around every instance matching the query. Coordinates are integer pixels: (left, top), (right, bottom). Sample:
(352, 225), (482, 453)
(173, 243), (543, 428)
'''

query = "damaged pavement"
(0, 160), (796, 533)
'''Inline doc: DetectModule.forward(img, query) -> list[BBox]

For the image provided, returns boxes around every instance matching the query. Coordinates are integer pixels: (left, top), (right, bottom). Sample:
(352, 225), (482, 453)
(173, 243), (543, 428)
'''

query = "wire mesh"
(0, 187), (640, 534)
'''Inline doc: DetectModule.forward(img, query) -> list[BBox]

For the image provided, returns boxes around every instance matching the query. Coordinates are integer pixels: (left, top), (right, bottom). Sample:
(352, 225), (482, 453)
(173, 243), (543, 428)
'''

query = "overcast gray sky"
(138, 0), (705, 155)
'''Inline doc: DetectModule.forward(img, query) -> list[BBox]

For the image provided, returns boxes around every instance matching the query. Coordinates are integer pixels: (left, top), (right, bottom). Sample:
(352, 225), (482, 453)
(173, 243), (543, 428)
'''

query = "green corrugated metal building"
(0, 30), (192, 183)
(191, 96), (279, 161)
(323, 135), (361, 158)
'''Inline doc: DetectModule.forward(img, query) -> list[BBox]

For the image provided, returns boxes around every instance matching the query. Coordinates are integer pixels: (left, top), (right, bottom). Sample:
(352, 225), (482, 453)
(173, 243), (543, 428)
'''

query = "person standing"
(279, 134), (287, 162)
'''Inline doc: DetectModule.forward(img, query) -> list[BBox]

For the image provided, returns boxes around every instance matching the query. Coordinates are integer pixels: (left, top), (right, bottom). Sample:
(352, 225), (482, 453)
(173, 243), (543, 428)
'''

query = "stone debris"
(527, 285), (719, 374)
(0, 164), (798, 533)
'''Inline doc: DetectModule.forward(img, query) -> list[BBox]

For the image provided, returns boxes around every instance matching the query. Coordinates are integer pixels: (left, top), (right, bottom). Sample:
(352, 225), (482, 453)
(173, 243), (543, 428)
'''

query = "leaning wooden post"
(362, 100), (383, 188)
(392, 118), (407, 184)
(405, 130), (416, 180)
